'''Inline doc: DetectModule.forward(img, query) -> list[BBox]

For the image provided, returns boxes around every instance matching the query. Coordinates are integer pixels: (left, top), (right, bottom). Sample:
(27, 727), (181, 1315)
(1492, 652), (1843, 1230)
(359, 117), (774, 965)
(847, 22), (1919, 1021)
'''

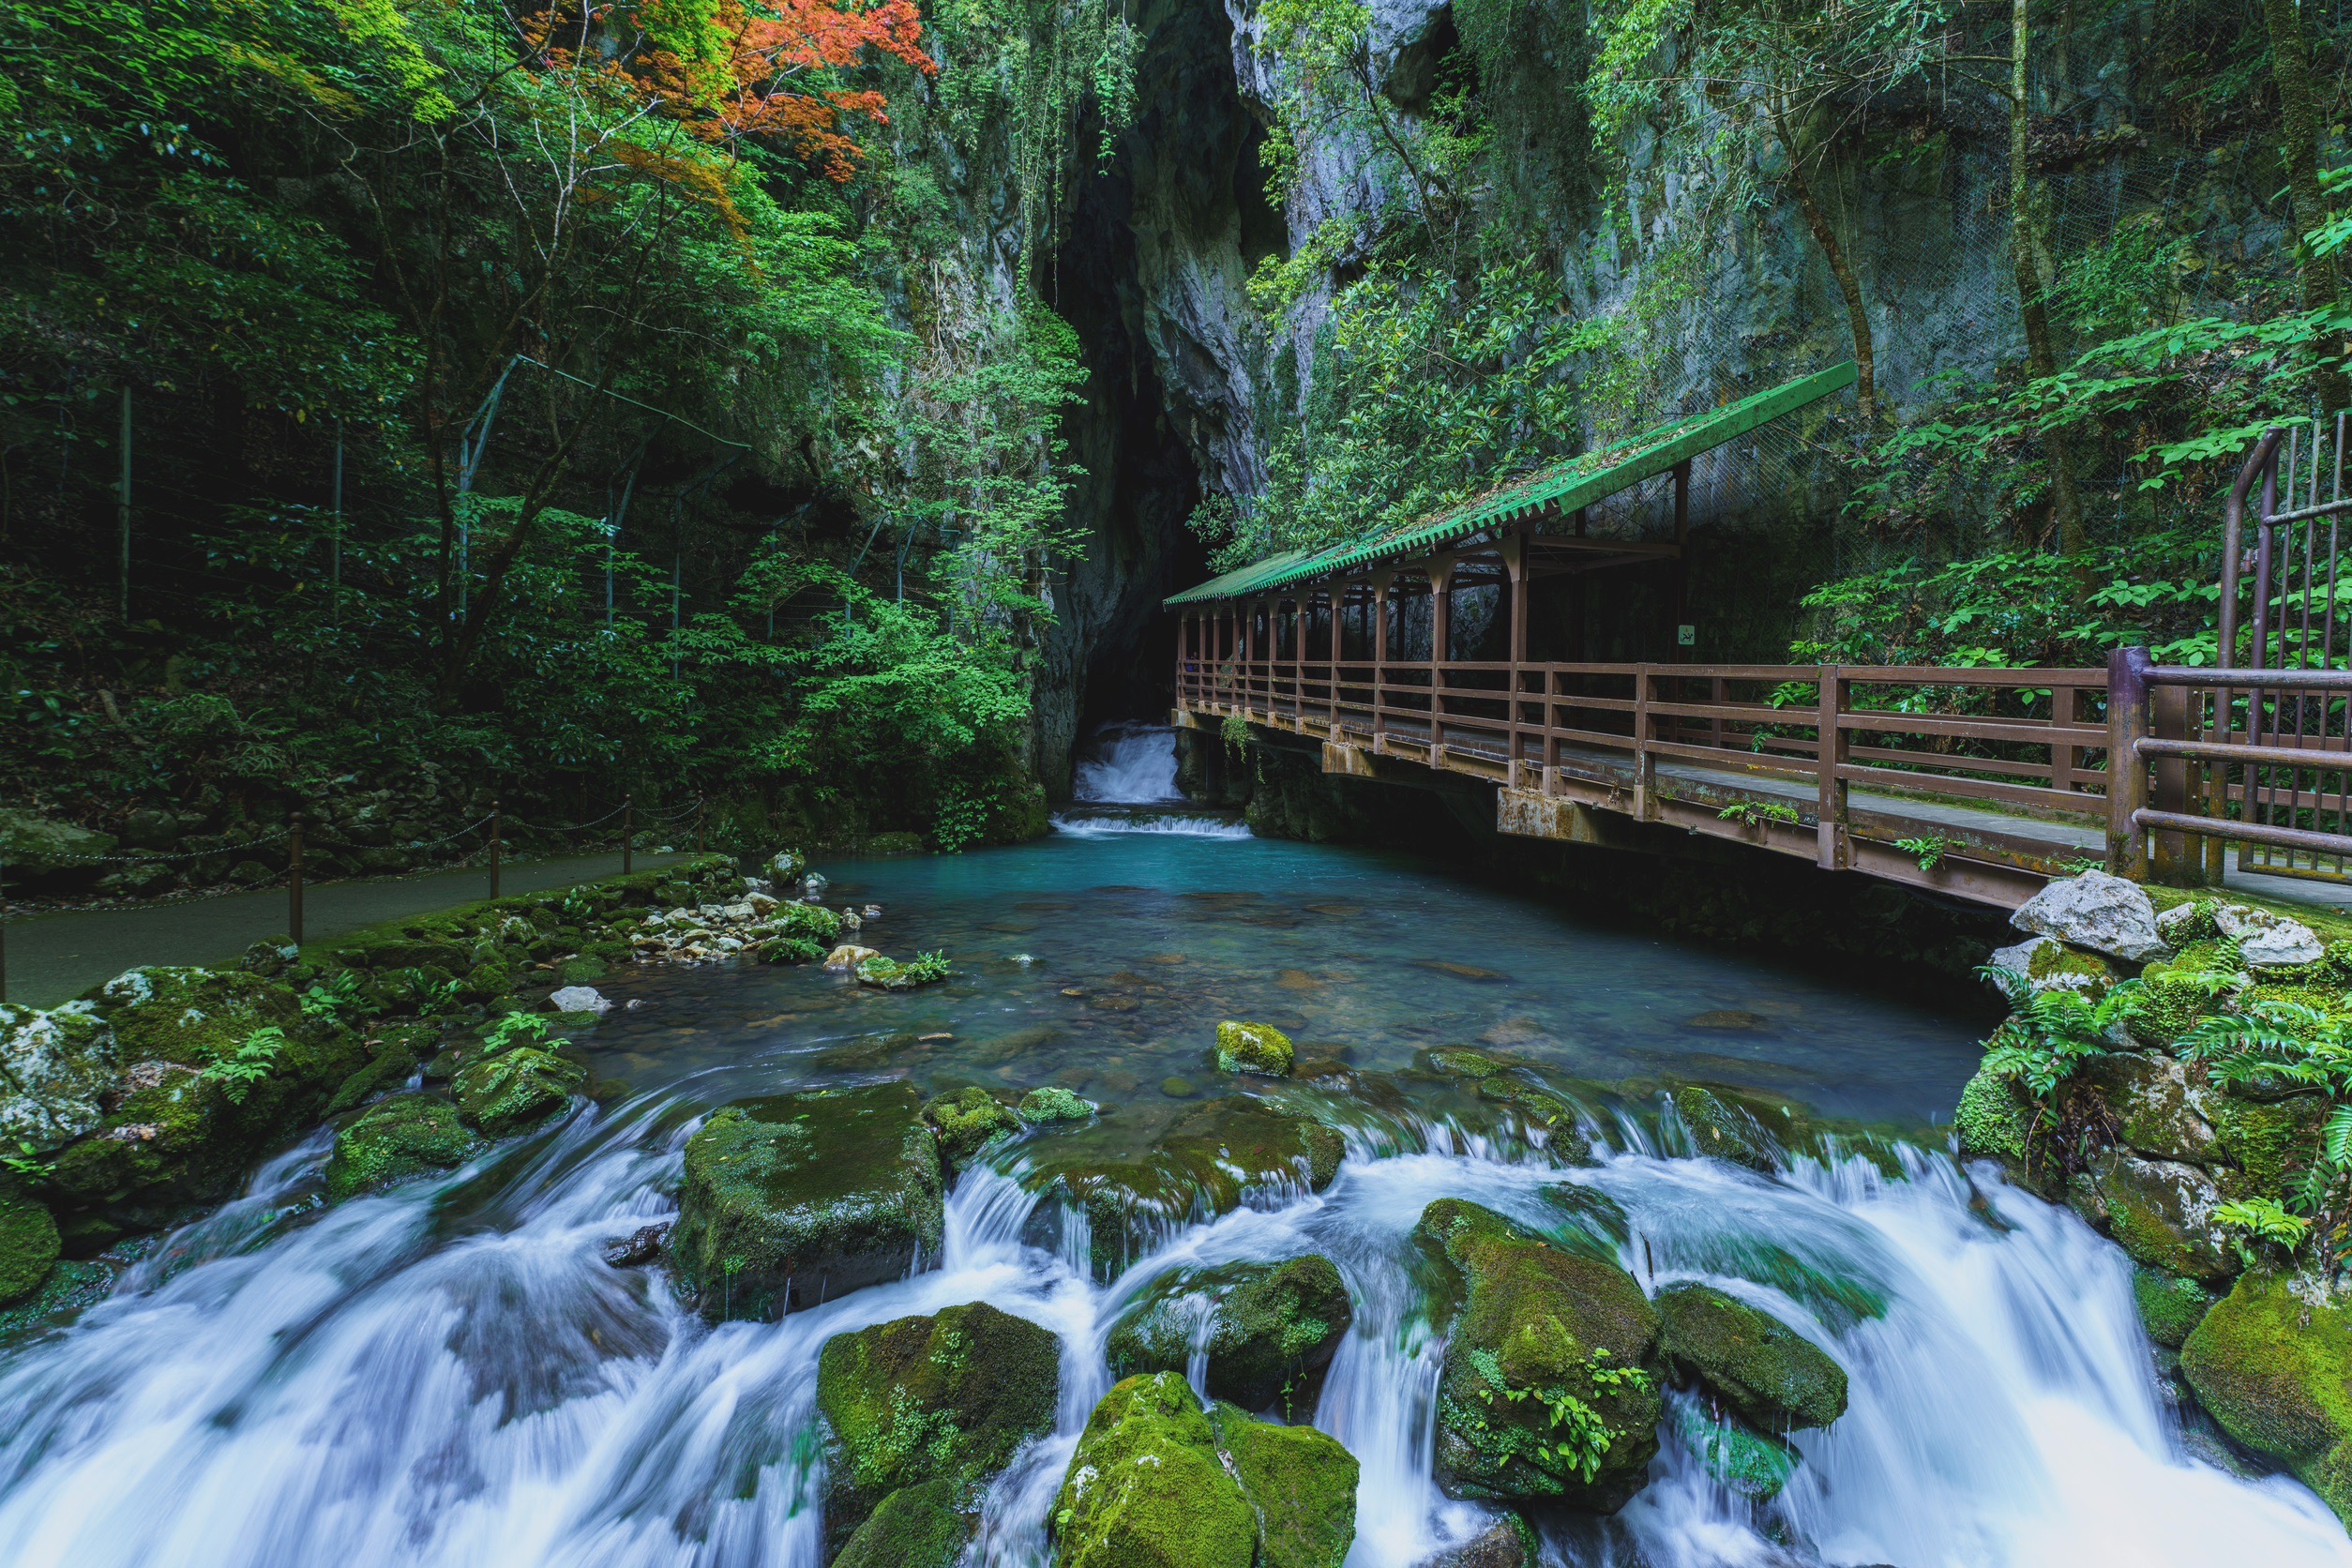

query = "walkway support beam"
(2107, 645), (2153, 879)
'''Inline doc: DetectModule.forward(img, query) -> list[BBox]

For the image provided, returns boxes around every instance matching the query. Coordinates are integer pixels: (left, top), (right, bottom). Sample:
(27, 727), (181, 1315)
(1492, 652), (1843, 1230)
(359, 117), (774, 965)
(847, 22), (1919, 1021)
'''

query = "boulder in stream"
(922, 1087), (1024, 1167)
(1652, 1282), (1847, 1430)
(1415, 1514), (1538, 1568)
(1216, 1020), (1295, 1077)
(833, 1478), (970, 1568)
(671, 1081), (943, 1319)
(1662, 1396), (1801, 1500)
(2182, 1270), (2352, 1529)
(2071, 1148), (2238, 1285)
(816, 1300), (1060, 1547)
(1106, 1254), (1354, 1420)
(450, 1046), (586, 1138)
(1415, 1199), (1662, 1512)
(2008, 870), (2167, 963)
(325, 1094), (485, 1200)
(1672, 1086), (1778, 1172)
(1049, 1370), (1357, 1568)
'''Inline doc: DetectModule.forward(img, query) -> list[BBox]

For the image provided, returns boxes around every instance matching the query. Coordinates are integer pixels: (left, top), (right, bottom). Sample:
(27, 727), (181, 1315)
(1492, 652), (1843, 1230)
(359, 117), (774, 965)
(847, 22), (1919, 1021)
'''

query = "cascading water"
(2, 832), (2344, 1566)
(1056, 720), (1250, 837)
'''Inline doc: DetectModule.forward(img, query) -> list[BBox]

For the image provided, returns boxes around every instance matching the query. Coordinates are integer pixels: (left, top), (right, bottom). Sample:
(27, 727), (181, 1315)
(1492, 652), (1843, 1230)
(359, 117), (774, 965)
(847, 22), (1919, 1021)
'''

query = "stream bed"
(0, 814), (2346, 1566)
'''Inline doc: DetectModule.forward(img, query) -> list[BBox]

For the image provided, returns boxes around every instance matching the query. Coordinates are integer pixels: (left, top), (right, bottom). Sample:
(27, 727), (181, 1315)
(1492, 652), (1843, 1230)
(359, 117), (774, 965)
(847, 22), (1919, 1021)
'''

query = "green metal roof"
(1165, 361), (1857, 606)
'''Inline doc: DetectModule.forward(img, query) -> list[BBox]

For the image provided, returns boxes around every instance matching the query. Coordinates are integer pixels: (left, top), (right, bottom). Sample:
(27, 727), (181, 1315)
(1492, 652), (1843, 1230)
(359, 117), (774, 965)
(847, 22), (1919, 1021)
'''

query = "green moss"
(1206, 1401), (1358, 1568)
(1050, 1373), (1259, 1568)
(2088, 1150), (2235, 1284)
(1475, 1077), (1595, 1163)
(833, 1480), (969, 1568)
(758, 936), (825, 965)
(867, 831), (927, 855)
(2133, 1268), (2217, 1349)
(1216, 1020), (1294, 1077)
(324, 1030), (433, 1116)
(773, 903), (844, 944)
(1653, 1282), (1847, 1430)
(0, 1176), (60, 1304)
(2209, 1093), (2328, 1198)
(325, 1094), (484, 1199)
(0, 1258), (110, 1341)
(816, 1300), (1060, 1544)
(1954, 1065), (2034, 1171)
(1415, 1199), (1662, 1510)
(450, 1046), (585, 1138)
(671, 1082), (943, 1319)
(1662, 1398), (1798, 1501)
(1107, 1256), (1354, 1420)
(1672, 1086), (1775, 1171)
(556, 956), (606, 985)
(92, 966), (296, 1067)
(2181, 1270), (2352, 1530)
(922, 1087), (1023, 1166)
(1422, 1048), (1514, 1080)
(1018, 1086), (1096, 1123)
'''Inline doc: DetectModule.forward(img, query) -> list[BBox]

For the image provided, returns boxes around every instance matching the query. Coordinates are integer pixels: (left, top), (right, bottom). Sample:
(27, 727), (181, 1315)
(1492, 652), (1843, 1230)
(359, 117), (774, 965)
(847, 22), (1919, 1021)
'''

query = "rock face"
(2008, 870), (2167, 963)
(1050, 1371), (1357, 1568)
(2181, 1271), (2352, 1528)
(1216, 1020), (1295, 1076)
(2073, 1149), (2236, 1285)
(0, 1002), (120, 1151)
(671, 1082), (944, 1319)
(325, 1095), (484, 1200)
(0, 1174), (61, 1304)
(1107, 1255), (1354, 1419)
(1652, 1282), (1847, 1431)
(1415, 1199), (1662, 1511)
(816, 1301), (1061, 1547)
(2212, 904), (2325, 969)
(0, 809), (116, 884)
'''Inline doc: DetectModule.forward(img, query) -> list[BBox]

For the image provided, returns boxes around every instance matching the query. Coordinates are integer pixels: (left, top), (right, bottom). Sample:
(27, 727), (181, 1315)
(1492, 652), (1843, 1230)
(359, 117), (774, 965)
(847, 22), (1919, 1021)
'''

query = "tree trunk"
(1779, 132), (1877, 428)
(2011, 0), (2088, 554)
(2260, 0), (2350, 413)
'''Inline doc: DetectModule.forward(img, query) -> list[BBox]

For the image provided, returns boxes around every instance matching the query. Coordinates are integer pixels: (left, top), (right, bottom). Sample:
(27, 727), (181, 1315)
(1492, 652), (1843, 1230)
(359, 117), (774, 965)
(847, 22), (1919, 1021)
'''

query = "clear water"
(0, 829), (2344, 1567)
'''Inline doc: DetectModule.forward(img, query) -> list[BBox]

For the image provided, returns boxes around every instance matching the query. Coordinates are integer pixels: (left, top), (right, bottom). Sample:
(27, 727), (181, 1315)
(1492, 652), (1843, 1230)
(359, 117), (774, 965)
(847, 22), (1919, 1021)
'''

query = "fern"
(203, 1025), (288, 1105)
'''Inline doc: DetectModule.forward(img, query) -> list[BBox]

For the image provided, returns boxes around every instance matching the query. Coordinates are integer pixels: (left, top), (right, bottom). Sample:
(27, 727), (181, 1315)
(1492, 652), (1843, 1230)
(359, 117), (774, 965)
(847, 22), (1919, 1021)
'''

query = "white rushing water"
(1071, 722), (1184, 805)
(0, 1091), (2344, 1568)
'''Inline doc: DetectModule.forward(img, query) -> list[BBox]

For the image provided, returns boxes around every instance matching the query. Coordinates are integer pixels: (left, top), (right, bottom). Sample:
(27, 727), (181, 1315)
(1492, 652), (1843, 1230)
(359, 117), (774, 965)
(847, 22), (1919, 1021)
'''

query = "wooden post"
(1372, 573), (1393, 750)
(1328, 588), (1342, 731)
(2150, 680), (2198, 884)
(2107, 646), (2153, 878)
(1815, 670), (1848, 870)
(1503, 534), (1528, 775)
(489, 799), (503, 899)
(287, 812), (305, 944)
(1430, 558), (1454, 759)
(1633, 664), (1657, 820)
(622, 798), (634, 875)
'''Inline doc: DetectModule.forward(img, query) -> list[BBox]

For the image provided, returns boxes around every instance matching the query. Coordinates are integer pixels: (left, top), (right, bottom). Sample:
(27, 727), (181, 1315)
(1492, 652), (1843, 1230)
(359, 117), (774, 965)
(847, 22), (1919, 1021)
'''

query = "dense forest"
(2, 0), (2346, 897)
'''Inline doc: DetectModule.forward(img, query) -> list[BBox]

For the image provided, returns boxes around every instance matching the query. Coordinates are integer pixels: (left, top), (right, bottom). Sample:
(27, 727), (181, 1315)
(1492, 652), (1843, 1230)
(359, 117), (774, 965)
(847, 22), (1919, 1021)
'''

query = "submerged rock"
(1019, 1086), (1097, 1123)
(817, 1301), (1060, 1545)
(325, 1094), (484, 1200)
(1672, 1086), (1777, 1172)
(834, 1479), (970, 1568)
(1049, 1371), (1356, 1568)
(1107, 1255), (1354, 1420)
(1652, 1282), (1847, 1430)
(2009, 870), (2166, 963)
(671, 1081), (943, 1319)
(1663, 1396), (1800, 1500)
(2181, 1271), (2352, 1529)
(1415, 1199), (1662, 1511)
(1216, 1020), (1295, 1077)
(922, 1087), (1025, 1167)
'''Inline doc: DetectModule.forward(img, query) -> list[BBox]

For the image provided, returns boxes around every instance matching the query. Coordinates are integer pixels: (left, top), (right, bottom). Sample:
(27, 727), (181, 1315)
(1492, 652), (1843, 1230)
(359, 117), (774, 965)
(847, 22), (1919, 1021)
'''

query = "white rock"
(746, 892), (779, 914)
(2155, 902), (2204, 942)
(0, 1000), (120, 1151)
(804, 872), (830, 898)
(626, 998), (650, 1010)
(719, 901), (755, 922)
(549, 986), (611, 1014)
(716, 936), (744, 954)
(2213, 904), (2326, 968)
(862, 905), (882, 919)
(1988, 936), (2058, 976)
(2010, 870), (2168, 963)
(824, 943), (880, 972)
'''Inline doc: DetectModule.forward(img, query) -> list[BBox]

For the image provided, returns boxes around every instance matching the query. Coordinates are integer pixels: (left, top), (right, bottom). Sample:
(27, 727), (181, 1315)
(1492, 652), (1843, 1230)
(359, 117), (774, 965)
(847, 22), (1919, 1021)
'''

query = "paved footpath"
(3, 852), (686, 1009)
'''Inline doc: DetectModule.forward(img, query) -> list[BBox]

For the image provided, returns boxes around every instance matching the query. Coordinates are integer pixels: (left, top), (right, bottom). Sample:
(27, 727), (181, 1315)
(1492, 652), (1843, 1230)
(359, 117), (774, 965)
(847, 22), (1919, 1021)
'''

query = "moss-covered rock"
(1019, 1086), (1096, 1123)
(323, 1025), (437, 1117)
(2133, 1268), (2217, 1349)
(1953, 1065), (2038, 1180)
(1652, 1282), (1847, 1430)
(1662, 1397), (1800, 1501)
(671, 1081), (943, 1319)
(922, 1087), (1024, 1167)
(0, 1174), (60, 1305)
(1216, 1020), (1294, 1077)
(1415, 1199), (1662, 1511)
(2181, 1271), (2352, 1529)
(2079, 1052), (2218, 1165)
(1473, 1076), (1595, 1163)
(450, 1046), (586, 1138)
(834, 1480), (971, 1568)
(1420, 1515), (1539, 1568)
(324, 1094), (484, 1199)
(1420, 1047), (1516, 1081)
(1106, 1255), (1354, 1420)
(1671, 1087), (1776, 1171)
(93, 966), (295, 1068)
(2209, 1092), (2330, 1198)
(816, 1300), (1060, 1544)
(1049, 1372), (1357, 1568)
(0, 1000), (119, 1150)
(2077, 1149), (2237, 1285)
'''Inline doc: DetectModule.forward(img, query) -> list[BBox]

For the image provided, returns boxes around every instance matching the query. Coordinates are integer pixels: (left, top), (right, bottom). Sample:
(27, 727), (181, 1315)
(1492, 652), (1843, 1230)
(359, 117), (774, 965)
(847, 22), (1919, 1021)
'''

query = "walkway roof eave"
(1164, 360), (1857, 608)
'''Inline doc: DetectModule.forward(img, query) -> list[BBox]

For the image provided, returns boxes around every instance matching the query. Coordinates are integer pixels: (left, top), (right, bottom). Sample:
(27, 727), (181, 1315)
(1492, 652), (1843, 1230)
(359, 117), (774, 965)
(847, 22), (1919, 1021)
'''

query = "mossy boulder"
(2074, 1149), (2237, 1285)
(1106, 1255), (1354, 1420)
(0, 809), (114, 883)
(922, 1087), (1024, 1167)
(1019, 1086), (1096, 1123)
(2079, 1052), (2219, 1165)
(0, 1001), (120, 1151)
(324, 1094), (484, 1200)
(0, 1174), (60, 1305)
(1049, 1372), (1357, 1568)
(323, 1023), (440, 1116)
(1216, 1020), (1294, 1077)
(671, 1081), (943, 1319)
(1415, 1199), (1662, 1511)
(2133, 1268), (2217, 1349)
(2181, 1271), (2352, 1528)
(1953, 1065), (2039, 1181)
(92, 966), (297, 1068)
(1671, 1086), (1777, 1172)
(816, 1300), (1060, 1545)
(1662, 1397), (1800, 1501)
(2209, 1092), (2331, 1197)
(834, 1479), (970, 1568)
(450, 1046), (586, 1138)
(1473, 1076), (1595, 1163)
(1421, 1515), (1539, 1568)
(1652, 1282), (1847, 1430)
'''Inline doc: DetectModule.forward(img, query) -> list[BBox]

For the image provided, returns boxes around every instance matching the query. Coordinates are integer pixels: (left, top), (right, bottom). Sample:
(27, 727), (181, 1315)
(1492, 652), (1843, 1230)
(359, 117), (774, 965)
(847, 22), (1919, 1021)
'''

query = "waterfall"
(0, 1096), (2344, 1567)
(1071, 722), (1183, 805)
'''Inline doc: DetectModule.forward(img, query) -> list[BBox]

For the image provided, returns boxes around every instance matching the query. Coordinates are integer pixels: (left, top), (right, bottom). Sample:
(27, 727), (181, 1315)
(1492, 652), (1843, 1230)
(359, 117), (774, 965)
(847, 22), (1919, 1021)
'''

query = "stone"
(805, 872), (831, 898)
(922, 1087), (1024, 1166)
(2133, 1267), (2217, 1349)
(1662, 1397), (1800, 1501)
(0, 1001), (120, 1151)
(0, 1175), (59, 1306)
(1160, 1077), (1197, 1099)
(1415, 1199), (1662, 1511)
(834, 1480), (970, 1568)
(1672, 1086), (1776, 1172)
(671, 1081), (943, 1319)
(119, 807), (183, 851)
(547, 985), (611, 1014)
(769, 849), (807, 886)
(1986, 935), (2117, 997)
(2008, 870), (2166, 963)
(1050, 1372), (1357, 1568)
(2075, 1148), (2236, 1285)
(1417, 1515), (1538, 1568)
(817, 1300), (1060, 1544)
(2212, 904), (2325, 969)
(1107, 1255), (1355, 1420)
(1018, 1086), (1096, 1123)
(0, 809), (116, 882)
(451, 1046), (586, 1138)
(1216, 1020), (1294, 1076)
(2182, 1271), (2352, 1529)
(2079, 1052), (2219, 1165)
(1652, 1282), (1847, 1430)
(325, 1095), (484, 1200)
(825, 943), (881, 972)
(602, 1222), (670, 1268)
(2156, 900), (2211, 944)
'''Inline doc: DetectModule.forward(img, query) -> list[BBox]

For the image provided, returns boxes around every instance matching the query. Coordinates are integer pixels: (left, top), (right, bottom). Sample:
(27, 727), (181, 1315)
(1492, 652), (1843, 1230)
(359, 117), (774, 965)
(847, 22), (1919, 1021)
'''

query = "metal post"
(117, 386), (132, 621)
(622, 798), (634, 875)
(2107, 646), (2153, 878)
(1816, 669), (1848, 869)
(287, 813), (305, 945)
(489, 799), (503, 900)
